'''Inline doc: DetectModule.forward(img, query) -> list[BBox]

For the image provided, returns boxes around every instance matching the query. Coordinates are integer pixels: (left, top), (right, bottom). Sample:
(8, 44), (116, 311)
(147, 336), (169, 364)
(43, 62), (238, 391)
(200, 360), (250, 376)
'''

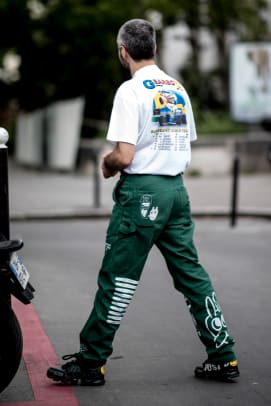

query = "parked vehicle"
(0, 238), (35, 393)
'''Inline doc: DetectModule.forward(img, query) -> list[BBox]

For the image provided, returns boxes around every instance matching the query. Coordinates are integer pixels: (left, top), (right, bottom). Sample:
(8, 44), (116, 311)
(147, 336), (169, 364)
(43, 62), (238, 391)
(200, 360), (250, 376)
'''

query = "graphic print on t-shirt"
(152, 89), (187, 127)
(149, 84), (190, 153)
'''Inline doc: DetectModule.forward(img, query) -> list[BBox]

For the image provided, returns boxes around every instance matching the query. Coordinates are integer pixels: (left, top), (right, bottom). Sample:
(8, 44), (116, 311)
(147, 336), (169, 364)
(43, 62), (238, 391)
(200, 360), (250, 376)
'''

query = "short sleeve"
(106, 83), (139, 145)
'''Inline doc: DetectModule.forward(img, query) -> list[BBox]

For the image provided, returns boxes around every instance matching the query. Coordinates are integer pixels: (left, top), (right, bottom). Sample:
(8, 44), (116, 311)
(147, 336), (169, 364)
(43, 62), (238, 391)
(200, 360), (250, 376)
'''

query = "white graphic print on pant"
(140, 194), (159, 221)
(106, 277), (138, 324)
(205, 292), (230, 348)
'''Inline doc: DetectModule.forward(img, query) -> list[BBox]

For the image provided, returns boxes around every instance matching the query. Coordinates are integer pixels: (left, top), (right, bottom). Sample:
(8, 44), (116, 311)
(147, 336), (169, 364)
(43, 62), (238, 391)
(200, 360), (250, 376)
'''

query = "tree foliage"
(0, 0), (269, 127)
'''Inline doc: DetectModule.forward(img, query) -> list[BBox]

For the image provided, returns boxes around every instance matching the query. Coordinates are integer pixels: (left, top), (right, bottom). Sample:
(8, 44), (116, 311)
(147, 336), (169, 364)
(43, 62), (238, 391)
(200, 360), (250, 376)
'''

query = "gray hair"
(117, 19), (156, 61)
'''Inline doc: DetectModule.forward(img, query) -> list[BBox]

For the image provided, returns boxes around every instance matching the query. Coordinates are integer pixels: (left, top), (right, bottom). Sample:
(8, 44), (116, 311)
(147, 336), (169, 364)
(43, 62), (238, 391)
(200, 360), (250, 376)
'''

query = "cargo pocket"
(116, 188), (137, 236)
(118, 217), (137, 235)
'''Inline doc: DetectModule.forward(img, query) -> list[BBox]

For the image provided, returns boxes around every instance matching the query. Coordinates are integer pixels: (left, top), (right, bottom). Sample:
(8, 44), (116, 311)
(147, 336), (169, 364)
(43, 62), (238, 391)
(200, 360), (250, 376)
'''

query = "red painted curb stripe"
(1, 299), (79, 406)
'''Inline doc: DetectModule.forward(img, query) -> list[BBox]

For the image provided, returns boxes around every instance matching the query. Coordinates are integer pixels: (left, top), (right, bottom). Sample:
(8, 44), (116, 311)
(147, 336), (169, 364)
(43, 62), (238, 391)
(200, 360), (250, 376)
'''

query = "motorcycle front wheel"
(0, 296), (23, 393)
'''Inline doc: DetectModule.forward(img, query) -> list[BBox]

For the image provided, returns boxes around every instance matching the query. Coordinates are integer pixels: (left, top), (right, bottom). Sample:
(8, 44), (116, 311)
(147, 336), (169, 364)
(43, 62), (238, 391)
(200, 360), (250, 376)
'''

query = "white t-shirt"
(106, 65), (197, 175)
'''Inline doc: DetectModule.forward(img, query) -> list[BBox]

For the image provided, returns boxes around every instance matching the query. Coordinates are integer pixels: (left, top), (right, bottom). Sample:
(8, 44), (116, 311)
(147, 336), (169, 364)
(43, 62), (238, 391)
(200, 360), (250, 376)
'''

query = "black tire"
(0, 296), (23, 393)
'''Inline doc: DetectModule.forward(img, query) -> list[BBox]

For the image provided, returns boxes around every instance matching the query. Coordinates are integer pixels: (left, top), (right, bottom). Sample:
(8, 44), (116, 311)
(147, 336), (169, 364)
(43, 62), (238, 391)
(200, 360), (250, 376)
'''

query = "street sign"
(230, 42), (271, 123)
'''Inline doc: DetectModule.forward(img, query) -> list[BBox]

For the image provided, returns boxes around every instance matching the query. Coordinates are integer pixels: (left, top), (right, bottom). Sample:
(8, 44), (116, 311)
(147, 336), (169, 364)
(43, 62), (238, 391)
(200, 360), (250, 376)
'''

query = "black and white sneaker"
(194, 359), (240, 382)
(47, 353), (105, 386)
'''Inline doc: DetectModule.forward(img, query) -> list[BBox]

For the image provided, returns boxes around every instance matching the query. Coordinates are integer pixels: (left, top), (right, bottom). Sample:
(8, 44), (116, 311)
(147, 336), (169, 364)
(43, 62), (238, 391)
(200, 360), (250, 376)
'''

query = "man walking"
(47, 18), (239, 386)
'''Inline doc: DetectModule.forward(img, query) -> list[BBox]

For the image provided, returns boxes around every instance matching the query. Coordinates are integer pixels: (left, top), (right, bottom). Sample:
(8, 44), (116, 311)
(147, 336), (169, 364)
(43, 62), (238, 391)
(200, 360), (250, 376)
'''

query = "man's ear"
(121, 46), (129, 60)
(119, 45), (125, 57)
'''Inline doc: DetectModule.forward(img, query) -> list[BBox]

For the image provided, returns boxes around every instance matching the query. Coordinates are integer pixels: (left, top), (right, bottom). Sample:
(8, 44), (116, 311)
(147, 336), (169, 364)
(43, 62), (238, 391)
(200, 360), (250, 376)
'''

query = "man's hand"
(101, 143), (135, 179)
(102, 152), (118, 178)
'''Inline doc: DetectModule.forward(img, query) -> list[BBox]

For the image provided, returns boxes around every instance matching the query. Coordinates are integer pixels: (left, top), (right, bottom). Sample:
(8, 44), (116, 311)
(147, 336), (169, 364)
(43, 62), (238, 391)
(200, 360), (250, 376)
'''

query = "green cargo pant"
(80, 174), (236, 366)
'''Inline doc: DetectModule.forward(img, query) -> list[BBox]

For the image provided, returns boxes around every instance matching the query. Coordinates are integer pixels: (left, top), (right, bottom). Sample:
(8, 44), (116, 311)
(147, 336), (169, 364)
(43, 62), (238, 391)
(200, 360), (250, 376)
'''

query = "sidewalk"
(3, 215), (271, 406)
(8, 159), (271, 221)
(2, 160), (271, 406)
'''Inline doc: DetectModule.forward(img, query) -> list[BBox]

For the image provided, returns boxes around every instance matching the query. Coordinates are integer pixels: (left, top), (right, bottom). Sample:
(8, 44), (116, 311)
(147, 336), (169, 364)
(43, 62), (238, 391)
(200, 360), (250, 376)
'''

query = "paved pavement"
(1, 219), (271, 406)
(0, 159), (271, 405)
(7, 159), (271, 221)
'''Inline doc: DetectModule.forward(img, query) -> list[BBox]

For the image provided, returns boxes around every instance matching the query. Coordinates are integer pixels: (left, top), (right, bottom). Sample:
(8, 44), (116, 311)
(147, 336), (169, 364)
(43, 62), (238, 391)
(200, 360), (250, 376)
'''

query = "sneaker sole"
(47, 367), (79, 385)
(195, 369), (240, 382)
(47, 367), (105, 386)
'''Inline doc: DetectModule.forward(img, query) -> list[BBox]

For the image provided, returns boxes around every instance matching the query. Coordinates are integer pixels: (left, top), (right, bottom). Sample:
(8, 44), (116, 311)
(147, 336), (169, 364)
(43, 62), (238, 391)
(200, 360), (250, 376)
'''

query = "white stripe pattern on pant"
(106, 277), (138, 324)
(112, 295), (131, 304)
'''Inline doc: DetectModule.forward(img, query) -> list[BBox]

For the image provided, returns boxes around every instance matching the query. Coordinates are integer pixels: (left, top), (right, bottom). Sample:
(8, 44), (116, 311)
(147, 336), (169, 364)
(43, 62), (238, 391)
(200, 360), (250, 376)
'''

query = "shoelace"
(62, 353), (79, 361)
(61, 353), (82, 370)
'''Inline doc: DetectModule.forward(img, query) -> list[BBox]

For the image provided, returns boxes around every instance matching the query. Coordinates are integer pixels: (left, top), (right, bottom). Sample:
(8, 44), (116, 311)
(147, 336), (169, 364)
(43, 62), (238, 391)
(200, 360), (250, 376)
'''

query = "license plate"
(9, 253), (30, 290)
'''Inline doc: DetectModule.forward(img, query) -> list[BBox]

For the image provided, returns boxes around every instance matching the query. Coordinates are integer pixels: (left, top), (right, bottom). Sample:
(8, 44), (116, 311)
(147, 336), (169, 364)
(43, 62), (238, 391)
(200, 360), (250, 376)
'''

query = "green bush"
(195, 110), (247, 136)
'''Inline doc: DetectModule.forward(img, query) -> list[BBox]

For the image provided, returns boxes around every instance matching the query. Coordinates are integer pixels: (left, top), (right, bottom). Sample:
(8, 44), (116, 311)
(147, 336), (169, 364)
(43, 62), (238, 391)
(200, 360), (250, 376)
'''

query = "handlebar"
(0, 240), (24, 253)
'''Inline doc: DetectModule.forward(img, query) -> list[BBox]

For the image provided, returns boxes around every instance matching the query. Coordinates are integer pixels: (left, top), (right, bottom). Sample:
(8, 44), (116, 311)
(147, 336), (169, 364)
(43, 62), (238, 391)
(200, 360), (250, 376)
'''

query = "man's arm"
(102, 142), (135, 178)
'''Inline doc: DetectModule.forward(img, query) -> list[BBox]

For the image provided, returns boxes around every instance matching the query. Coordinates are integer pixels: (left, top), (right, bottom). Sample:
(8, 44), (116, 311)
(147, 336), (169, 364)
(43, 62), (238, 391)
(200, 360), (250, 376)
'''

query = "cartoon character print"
(140, 195), (159, 221)
(148, 206), (159, 221)
(205, 292), (230, 349)
(140, 195), (152, 218)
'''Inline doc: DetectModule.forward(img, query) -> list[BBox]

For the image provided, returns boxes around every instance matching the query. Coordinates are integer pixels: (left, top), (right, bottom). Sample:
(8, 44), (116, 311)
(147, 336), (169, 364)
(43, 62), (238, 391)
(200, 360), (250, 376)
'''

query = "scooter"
(0, 127), (35, 393)
(0, 236), (35, 393)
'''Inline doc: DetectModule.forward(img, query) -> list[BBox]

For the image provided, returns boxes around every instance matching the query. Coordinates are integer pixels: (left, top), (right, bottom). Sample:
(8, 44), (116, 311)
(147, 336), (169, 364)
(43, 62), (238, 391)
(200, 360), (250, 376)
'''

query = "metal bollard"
(93, 152), (101, 208)
(0, 128), (10, 240)
(230, 153), (240, 227)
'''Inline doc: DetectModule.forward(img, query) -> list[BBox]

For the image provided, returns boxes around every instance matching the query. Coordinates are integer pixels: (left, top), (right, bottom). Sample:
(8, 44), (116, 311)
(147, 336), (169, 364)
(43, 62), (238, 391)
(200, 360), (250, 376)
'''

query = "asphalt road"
(1, 218), (271, 406)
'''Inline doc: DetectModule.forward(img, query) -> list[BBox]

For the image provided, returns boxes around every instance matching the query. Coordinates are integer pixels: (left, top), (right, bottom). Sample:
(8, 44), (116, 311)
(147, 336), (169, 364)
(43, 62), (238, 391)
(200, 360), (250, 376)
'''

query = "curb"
(10, 208), (112, 222)
(10, 208), (271, 222)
